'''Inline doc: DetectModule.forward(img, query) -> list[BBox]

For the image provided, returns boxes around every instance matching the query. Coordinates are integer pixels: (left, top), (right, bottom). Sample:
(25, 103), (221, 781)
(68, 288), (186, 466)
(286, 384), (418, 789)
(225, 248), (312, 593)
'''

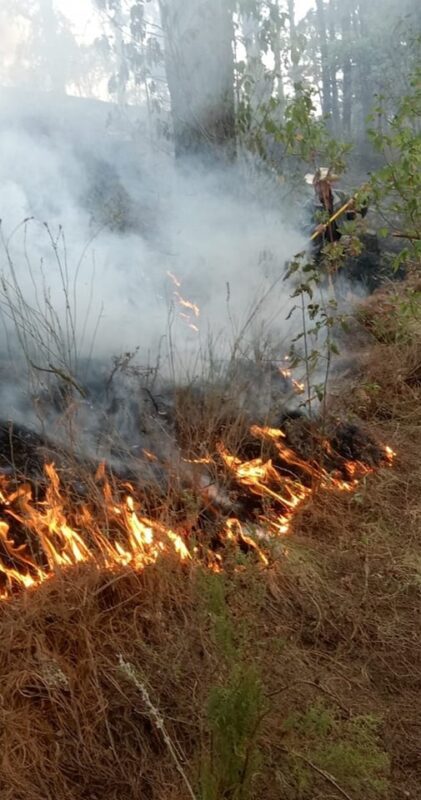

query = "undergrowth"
(280, 705), (389, 798)
(198, 572), (265, 800)
(0, 281), (420, 799)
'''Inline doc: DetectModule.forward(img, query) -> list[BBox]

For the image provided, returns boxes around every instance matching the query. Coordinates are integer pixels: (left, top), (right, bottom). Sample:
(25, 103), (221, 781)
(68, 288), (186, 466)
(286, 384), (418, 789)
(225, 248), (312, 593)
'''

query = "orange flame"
(0, 464), (190, 599)
(0, 425), (395, 600)
(167, 272), (200, 332)
(175, 293), (200, 319)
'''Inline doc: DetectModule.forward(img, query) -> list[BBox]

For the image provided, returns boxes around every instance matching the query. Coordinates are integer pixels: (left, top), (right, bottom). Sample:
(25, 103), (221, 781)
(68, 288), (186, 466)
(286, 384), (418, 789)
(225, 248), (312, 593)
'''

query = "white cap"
(305, 167), (338, 185)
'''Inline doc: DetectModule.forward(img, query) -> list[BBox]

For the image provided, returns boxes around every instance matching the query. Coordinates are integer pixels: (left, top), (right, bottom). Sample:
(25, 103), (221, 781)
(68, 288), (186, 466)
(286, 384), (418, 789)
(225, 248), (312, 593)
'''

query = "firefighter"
(304, 168), (368, 257)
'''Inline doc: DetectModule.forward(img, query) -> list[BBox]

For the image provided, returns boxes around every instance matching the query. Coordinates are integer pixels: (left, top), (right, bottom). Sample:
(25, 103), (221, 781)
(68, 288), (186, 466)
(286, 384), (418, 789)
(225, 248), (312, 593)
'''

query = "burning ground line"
(0, 464), (192, 598)
(0, 428), (395, 600)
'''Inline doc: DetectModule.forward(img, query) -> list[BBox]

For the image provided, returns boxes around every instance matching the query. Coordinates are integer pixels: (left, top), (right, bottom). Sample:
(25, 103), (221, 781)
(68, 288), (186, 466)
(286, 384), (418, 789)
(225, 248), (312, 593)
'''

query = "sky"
(56, 0), (316, 42)
(0, 0), (316, 101)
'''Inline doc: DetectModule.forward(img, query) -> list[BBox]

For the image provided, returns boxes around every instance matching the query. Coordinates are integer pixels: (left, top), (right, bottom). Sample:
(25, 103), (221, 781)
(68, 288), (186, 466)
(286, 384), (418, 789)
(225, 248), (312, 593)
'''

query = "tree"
(328, 0), (340, 134)
(335, 0), (419, 141)
(4, 0), (80, 93)
(340, 1), (352, 137)
(270, 0), (287, 107)
(159, 0), (236, 163)
(368, 66), (421, 264)
(315, 0), (331, 120)
(88, 0), (420, 159)
(287, 0), (302, 90)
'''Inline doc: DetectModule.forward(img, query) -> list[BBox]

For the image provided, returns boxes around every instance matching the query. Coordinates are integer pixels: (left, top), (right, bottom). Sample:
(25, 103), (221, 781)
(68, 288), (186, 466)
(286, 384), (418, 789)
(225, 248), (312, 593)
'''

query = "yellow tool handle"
(310, 184), (369, 242)
(310, 199), (354, 241)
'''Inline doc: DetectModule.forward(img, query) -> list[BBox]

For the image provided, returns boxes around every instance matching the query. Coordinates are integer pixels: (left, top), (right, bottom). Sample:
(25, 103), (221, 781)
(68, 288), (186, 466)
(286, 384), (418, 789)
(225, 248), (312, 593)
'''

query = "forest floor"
(0, 275), (420, 800)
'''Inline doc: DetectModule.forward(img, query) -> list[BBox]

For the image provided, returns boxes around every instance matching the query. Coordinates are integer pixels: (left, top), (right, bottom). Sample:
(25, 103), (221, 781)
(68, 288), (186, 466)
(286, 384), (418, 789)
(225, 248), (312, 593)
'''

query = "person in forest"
(304, 167), (368, 258)
(299, 167), (388, 293)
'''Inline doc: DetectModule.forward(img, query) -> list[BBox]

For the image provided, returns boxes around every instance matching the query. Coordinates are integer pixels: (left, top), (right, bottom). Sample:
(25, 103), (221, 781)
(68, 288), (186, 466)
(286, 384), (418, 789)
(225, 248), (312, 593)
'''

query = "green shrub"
(281, 704), (390, 798)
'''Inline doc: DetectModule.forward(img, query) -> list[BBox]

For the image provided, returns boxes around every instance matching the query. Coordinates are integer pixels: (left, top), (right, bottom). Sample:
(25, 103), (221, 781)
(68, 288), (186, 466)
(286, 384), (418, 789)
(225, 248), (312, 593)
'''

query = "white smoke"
(0, 88), (305, 374)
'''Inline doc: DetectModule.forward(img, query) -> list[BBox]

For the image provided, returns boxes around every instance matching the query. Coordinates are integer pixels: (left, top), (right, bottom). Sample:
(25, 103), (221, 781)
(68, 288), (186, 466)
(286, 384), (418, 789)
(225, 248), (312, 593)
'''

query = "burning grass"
(0, 413), (393, 597)
(0, 283), (420, 799)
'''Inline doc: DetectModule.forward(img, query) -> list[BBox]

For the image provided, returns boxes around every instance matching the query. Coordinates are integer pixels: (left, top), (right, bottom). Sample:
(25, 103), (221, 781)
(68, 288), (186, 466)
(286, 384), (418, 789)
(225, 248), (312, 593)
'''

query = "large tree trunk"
(341, 4), (352, 137)
(315, 0), (332, 120)
(159, 0), (236, 164)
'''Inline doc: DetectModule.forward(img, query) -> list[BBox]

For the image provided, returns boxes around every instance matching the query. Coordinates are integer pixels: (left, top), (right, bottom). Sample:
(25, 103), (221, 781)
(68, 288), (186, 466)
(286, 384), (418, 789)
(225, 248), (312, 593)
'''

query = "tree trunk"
(328, 0), (340, 134)
(272, 0), (285, 108)
(356, 2), (373, 135)
(273, 38), (285, 107)
(40, 0), (66, 93)
(241, 12), (270, 112)
(110, 0), (127, 107)
(159, 0), (236, 164)
(315, 0), (332, 120)
(341, 4), (352, 137)
(287, 0), (301, 90)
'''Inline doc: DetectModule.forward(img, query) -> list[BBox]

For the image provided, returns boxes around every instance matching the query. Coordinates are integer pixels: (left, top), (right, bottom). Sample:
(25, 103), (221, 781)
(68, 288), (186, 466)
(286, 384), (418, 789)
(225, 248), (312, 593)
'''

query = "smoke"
(0, 87), (304, 365)
(0, 86), (306, 460)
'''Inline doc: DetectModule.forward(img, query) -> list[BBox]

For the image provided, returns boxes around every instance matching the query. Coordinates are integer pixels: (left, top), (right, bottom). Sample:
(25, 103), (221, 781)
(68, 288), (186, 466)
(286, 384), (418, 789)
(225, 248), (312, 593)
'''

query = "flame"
(183, 456), (212, 465)
(219, 445), (311, 537)
(167, 272), (200, 332)
(175, 293), (200, 319)
(166, 270), (181, 288)
(384, 445), (396, 464)
(225, 518), (269, 566)
(278, 362), (305, 394)
(0, 464), (191, 599)
(0, 424), (395, 600)
(292, 379), (305, 394)
(220, 425), (394, 536)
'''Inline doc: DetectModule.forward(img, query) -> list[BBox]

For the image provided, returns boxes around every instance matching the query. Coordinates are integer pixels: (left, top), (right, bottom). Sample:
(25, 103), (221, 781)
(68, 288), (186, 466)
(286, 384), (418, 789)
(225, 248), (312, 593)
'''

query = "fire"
(175, 293), (200, 319)
(292, 379), (305, 394)
(384, 445), (396, 463)
(0, 424), (395, 601)
(0, 465), (190, 598)
(166, 270), (181, 288)
(167, 272), (200, 332)
(278, 360), (305, 394)
(220, 424), (394, 535)
(225, 518), (269, 566)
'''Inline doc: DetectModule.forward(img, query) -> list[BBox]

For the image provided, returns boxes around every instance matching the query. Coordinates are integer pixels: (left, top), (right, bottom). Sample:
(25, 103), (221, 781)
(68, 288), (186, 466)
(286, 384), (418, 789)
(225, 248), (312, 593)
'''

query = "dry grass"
(0, 283), (421, 799)
(0, 560), (210, 800)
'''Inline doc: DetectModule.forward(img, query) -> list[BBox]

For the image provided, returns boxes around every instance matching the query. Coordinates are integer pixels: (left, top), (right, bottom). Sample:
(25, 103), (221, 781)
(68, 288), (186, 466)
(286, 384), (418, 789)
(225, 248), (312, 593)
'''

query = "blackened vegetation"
(344, 232), (406, 293)
(0, 357), (392, 584)
(0, 422), (49, 480)
(330, 420), (386, 465)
